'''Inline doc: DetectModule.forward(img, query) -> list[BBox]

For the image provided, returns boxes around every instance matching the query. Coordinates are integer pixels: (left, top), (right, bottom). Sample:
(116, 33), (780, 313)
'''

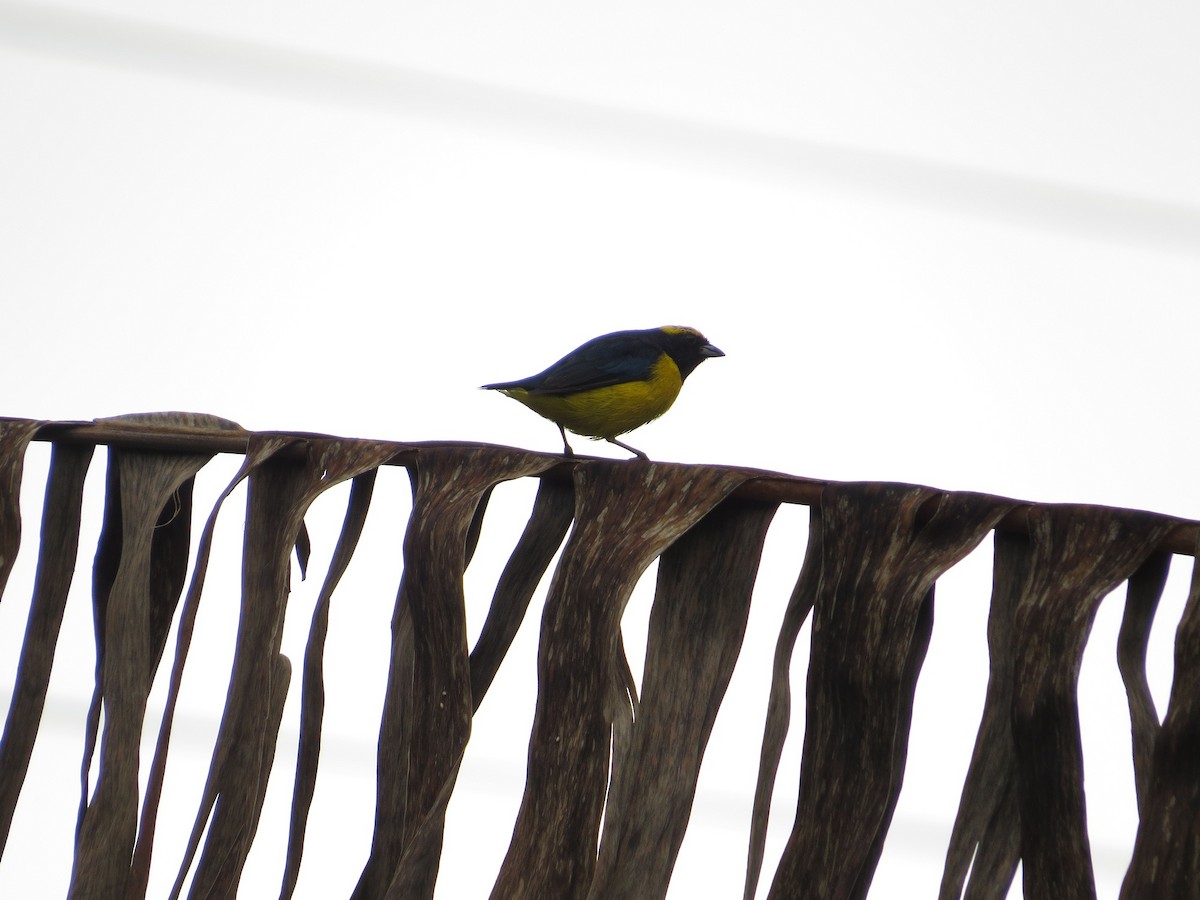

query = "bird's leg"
(558, 424), (576, 457)
(608, 437), (649, 461)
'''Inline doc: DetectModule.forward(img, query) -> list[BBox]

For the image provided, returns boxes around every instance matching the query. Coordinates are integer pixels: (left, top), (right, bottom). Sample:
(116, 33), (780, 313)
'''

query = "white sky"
(2, 1), (1200, 897)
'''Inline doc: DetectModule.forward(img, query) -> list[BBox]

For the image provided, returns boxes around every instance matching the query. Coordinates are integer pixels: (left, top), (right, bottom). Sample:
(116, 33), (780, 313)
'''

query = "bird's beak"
(700, 342), (725, 358)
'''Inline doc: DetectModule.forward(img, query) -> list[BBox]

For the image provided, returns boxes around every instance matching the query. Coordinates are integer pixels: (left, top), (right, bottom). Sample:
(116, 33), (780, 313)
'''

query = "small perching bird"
(482, 326), (724, 459)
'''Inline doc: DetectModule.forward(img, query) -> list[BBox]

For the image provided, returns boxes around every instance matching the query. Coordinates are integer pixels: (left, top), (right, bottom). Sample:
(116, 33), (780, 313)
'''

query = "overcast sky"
(3, 2), (1200, 897)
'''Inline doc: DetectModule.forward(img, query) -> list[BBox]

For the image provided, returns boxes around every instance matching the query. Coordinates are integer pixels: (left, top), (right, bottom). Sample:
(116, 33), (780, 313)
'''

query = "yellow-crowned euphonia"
(482, 326), (724, 459)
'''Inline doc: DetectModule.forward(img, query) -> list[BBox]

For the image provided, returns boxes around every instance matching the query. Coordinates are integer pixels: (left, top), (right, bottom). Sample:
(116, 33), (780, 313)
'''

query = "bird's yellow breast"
(500, 354), (684, 439)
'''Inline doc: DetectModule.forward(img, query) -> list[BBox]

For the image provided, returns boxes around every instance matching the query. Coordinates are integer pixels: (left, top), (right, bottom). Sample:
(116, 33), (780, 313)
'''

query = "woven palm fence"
(1, 412), (1198, 899)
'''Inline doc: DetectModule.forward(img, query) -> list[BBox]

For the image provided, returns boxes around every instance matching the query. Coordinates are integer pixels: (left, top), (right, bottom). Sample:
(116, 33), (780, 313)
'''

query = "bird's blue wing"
(511, 330), (663, 395)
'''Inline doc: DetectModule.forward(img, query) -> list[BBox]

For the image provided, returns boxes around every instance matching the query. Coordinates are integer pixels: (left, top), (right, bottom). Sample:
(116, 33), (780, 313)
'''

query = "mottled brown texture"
(744, 506), (822, 900)
(354, 446), (562, 900)
(0, 418), (45, 601)
(0, 441), (94, 854)
(177, 436), (400, 900)
(131, 430), (287, 900)
(1122, 549), (1200, 897)
(767, 484), (1015, 900)
(938, 529), (1027, 900)
(1117, 551), (1172, 814)
(1009, 506), (1176, 900)
(470, 476), (576, 710)
(944, 505), (1177, 900)
(70, 430), (215, 899)
(588, 495), (779, 900)
(281, 471), (380, 900)
(1, 417), (1199, 899)
(490, 461), (756, 900)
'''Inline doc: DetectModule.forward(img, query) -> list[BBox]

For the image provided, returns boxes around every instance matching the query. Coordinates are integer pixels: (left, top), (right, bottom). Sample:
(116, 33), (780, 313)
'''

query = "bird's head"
(657, 326), (724, 379)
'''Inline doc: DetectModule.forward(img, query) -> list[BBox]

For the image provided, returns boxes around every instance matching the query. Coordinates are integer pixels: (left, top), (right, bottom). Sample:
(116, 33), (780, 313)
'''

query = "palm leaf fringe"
(0, 413), (1198, 898)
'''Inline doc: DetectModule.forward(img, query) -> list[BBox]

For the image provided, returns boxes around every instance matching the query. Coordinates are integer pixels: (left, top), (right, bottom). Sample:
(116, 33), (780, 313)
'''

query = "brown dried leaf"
(470, 476), (576, 710)
(491, 461), (756, 900)
(768, 484), (1013, 900)
(356, 446), (561, 900)
(178, 437), (401, 900)
(70, 443), (214, 899)
(0, 418), (46, 601)
(1008, 505), (1176, 900)
(589, 495), (779, 900)
(0, 441), (94, 854)
(1117, 551), (1171, 813)
(1122, 550), (1200, 897)
(130, 431), (292, 900)
(280, 470), (380, 900)
(744, 506), (822, 900)
(939, 528), (1028, 900)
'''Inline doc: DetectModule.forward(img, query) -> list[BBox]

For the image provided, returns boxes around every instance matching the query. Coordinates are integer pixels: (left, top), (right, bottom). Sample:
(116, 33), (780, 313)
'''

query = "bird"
(482, 326), (724, 459)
